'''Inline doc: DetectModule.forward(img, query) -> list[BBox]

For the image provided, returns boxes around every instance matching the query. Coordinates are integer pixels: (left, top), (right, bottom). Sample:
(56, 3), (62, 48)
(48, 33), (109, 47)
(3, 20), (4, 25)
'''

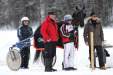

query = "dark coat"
(33, 25), (45, 50)
(17, 24), (33, 41)
(83, 17), (104, 46)
(56, 21), (64, 48)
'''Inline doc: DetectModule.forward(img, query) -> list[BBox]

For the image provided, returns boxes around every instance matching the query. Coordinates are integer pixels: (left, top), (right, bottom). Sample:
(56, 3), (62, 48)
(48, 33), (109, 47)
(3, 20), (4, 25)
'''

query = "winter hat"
(90, 12), (97, 16)
(48, 11), (55, 15)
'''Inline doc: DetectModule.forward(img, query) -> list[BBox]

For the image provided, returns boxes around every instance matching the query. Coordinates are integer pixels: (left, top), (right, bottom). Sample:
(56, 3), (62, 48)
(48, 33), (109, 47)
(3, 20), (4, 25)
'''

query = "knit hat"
(48, 11), (55, 15)
(90, 12), (97, 16)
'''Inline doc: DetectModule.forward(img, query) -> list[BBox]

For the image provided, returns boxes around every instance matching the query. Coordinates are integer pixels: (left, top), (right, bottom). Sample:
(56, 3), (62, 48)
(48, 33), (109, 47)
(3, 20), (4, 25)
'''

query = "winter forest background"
(0, 0), (113, 29)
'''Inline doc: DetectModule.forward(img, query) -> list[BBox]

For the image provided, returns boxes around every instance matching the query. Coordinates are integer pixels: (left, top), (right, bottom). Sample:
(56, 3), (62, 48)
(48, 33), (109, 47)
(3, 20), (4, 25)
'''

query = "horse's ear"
(82, 7), (85, 10)
(83, 13), (86, 18)
(76, 6), (78, 10)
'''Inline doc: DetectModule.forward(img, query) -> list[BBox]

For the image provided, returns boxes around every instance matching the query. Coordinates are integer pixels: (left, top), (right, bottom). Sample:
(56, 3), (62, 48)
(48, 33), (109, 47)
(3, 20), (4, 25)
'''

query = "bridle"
(75, 9), (84, 26)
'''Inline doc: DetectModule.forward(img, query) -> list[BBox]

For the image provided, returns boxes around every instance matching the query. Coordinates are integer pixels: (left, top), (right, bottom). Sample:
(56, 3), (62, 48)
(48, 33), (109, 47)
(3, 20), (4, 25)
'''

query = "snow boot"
(63, 67), (71, 70)
(62, 63), (71, 70)
(69, 67), (77, 70)
(100, 66), (106, 70)
(44, 58), (52, 72)
(44, 58), (57, 72)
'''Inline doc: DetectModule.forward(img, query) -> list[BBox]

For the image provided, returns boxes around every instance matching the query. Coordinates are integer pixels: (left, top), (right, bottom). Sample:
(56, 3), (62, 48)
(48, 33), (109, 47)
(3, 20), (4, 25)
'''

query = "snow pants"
(63, 42), (75, 68)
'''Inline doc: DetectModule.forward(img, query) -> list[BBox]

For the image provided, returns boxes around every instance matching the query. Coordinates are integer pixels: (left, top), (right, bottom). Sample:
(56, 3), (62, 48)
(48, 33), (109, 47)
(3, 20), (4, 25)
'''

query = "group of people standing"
(17, 11), (106, 72)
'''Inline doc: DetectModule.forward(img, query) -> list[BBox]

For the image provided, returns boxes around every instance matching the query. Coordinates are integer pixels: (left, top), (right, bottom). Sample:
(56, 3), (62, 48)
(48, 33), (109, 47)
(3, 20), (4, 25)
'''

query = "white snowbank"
(0, 28), (113, 75)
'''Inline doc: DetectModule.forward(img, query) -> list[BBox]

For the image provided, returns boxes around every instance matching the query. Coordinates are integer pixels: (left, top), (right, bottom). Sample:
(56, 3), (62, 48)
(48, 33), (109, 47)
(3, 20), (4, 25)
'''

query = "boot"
(44, 58), (52, 72)
(69, 67), (77, 70)
(63, 67), (71, 70)
(62, 63), (70, 70)
(100, 66), (106, 70)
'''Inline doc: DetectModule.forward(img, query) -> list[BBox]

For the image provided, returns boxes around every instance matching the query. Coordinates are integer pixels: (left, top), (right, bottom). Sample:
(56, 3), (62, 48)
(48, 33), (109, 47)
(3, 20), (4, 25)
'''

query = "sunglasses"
(68, 19), (73, 21)
(93, 16), (97, 17)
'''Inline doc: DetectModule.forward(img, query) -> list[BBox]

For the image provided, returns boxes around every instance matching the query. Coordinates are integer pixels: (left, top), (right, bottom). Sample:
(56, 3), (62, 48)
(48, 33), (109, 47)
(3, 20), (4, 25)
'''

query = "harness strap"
(75, 35), (78, 51)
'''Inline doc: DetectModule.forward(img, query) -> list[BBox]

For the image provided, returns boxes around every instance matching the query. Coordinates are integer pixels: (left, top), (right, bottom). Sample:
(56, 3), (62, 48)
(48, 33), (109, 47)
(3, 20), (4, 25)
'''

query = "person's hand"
(69, 33), (74, 40)
(101, 41), (104, 44)
(85, 42), (88, 46)
(47, 38), (51, 42)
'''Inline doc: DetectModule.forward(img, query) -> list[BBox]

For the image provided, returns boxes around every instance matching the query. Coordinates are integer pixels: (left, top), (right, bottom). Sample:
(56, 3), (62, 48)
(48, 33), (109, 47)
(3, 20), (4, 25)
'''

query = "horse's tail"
(33, 50), (41, 63)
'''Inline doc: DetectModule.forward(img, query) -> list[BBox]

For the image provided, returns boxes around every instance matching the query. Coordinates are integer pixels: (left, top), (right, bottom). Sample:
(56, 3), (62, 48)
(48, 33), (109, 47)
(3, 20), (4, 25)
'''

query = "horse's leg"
(41, 50), (45, 66)
(33, 50), (41, 63)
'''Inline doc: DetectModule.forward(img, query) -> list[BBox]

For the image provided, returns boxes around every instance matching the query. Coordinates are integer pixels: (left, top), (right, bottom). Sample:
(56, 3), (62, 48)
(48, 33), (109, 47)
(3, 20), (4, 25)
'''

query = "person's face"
(68, 19), (72, 24)
(91, 14), (97, 20)
(23, 20), (28, 25)
(49, 14), (55, 20)
(68, 21), (72, 24)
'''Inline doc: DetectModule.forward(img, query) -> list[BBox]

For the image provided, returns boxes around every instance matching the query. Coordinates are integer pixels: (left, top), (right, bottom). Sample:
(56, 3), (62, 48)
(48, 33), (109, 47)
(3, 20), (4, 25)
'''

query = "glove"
(74, 30), (77, 36)
(69, 33), (75, 40)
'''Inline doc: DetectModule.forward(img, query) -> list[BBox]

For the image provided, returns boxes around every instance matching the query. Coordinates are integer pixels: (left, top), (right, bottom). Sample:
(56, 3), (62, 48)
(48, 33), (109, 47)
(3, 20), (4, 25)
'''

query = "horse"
(33, 6), (86, 66)
(72, 6), (86, 50)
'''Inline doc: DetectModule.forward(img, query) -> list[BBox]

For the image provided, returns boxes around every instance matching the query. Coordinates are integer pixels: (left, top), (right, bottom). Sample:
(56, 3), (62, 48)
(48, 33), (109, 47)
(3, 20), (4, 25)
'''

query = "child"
(60, 15), (77, 70)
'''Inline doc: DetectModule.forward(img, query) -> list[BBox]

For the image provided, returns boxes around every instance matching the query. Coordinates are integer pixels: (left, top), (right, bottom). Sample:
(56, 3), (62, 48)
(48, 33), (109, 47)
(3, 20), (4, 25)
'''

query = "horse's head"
(72, 6), (86, 27)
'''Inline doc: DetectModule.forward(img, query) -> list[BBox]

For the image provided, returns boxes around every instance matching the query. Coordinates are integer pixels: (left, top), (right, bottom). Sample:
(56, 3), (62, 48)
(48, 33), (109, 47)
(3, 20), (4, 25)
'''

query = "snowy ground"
(0, 28), (113, 75)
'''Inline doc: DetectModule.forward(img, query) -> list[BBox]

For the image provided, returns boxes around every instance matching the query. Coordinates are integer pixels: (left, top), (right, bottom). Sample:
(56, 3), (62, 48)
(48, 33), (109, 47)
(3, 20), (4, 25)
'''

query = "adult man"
(41, 12), (59, 72)
(83, 12), (106, 70)
(17, 17), (33, 69)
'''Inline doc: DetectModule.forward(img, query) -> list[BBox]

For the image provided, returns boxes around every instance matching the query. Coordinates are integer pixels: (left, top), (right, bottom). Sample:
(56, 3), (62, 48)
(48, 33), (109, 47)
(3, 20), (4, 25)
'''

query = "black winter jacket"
(17, 24), (33, 41)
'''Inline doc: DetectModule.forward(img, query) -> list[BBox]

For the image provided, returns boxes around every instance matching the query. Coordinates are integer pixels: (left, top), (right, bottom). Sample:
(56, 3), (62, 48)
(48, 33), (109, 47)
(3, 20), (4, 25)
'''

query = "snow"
(0, 28), (113, 75)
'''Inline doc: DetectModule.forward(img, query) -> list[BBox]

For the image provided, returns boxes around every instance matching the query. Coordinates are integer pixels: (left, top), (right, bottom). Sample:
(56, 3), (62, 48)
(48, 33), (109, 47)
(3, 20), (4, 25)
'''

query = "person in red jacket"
(40, 11), (59, 72)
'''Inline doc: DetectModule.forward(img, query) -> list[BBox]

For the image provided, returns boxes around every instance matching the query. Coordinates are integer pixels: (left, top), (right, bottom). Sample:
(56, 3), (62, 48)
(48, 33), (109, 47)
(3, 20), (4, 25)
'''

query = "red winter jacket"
(41, 17), (59, 43)
(60, 23), (75, 44)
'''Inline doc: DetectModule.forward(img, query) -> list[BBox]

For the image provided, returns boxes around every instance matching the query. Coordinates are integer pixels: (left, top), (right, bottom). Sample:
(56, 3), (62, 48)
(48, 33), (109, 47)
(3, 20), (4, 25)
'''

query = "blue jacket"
(17, 24), (33, 41)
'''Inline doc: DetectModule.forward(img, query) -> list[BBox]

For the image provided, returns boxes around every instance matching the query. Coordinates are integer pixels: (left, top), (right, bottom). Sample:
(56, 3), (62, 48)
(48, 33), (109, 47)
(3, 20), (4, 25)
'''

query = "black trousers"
(44, 42), (56, 59)
(20, 47), (30, 68)
(44, 42), (56, 70)
(89, 45), (105, 67)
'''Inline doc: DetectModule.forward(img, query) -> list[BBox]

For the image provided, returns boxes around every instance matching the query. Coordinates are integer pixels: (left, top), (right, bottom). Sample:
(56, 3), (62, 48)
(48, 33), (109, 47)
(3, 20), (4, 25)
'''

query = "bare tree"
(0, 0), (113, 29)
